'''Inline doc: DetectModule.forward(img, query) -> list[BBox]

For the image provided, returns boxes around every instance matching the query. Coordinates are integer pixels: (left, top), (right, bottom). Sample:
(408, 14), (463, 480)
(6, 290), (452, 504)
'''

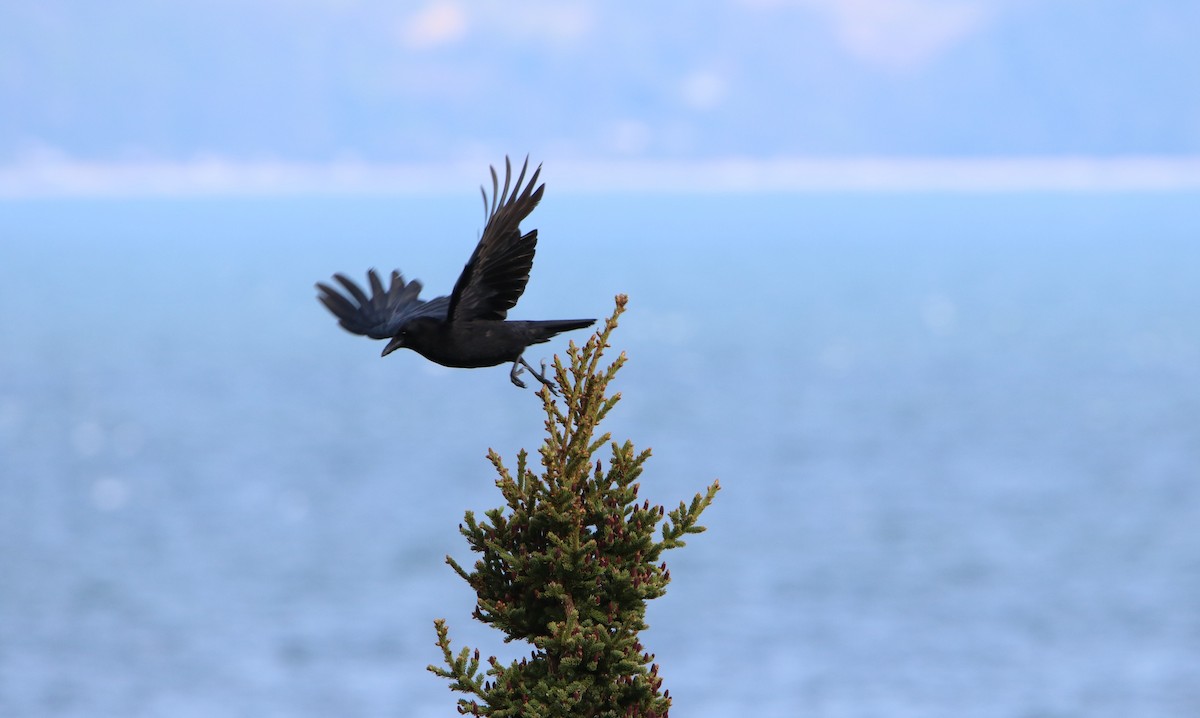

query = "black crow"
(316, 157), (595, 391)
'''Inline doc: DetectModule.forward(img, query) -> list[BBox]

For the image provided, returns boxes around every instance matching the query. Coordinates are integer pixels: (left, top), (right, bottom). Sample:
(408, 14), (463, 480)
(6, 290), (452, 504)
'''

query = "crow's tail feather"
(526, 318), (597, 342)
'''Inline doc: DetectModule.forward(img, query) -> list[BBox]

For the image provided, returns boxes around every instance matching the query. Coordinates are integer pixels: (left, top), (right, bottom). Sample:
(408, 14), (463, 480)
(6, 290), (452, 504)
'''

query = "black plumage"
(316, 157), (595, 390)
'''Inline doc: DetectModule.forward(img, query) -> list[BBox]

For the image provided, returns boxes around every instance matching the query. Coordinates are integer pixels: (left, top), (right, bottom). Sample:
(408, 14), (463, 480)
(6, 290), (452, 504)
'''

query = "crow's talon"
(509, 361), (528, 388)
(516, 356), (557, 394)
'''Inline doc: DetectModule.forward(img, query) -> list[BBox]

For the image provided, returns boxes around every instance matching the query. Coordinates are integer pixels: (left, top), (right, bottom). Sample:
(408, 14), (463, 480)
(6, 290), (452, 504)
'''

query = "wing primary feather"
(399, 279), (422, 304)
(367, 270), (388, 312)
(498, 155), (513, 213)
(388, 271), (404, 302)
(316, 284), (356, 317)
(489, 163), (500, 217)
(510, 155), (529, 210)
(334, 273), (370, 306)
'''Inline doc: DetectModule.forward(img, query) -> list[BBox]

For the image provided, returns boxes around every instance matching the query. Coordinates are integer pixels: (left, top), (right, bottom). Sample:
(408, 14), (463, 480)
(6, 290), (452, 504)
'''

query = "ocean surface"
(1, 191), (1198, 717)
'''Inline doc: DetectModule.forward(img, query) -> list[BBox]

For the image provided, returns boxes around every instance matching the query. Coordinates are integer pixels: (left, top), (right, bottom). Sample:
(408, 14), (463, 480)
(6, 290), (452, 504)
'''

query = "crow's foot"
(515, 356), (557, 394)
(509, 360), (527, 389)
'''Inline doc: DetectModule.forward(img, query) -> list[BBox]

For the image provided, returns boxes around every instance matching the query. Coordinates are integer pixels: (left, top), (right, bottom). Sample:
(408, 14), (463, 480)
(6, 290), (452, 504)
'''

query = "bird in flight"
(316, 156), (595, 391)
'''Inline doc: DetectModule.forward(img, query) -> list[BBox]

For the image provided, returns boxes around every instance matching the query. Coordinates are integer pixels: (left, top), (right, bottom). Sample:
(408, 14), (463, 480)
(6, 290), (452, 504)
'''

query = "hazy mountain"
(2, 1), (1197, 164)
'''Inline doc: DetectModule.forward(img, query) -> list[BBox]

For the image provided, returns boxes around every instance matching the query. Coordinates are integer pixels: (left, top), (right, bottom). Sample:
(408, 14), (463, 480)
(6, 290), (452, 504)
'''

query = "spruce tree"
(430, 294), (720, 717)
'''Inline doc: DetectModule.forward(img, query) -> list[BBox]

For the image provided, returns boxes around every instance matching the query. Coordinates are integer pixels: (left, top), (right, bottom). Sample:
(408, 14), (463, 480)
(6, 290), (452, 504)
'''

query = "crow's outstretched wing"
(447, 156), (544, 322)
(317, 269), (449, 339)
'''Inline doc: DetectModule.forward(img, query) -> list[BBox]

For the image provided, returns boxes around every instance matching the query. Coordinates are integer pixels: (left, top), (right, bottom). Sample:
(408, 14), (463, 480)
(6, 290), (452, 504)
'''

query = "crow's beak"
(381, 336), (405, 357)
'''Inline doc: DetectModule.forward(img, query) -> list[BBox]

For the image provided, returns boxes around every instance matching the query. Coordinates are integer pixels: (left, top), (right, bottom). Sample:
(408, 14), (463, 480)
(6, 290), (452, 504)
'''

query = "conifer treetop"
(430, 294), (720, 718)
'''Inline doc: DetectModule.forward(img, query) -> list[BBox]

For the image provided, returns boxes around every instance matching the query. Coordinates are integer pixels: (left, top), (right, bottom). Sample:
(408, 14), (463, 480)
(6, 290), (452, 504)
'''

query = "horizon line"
(3, 155), (1200, 197)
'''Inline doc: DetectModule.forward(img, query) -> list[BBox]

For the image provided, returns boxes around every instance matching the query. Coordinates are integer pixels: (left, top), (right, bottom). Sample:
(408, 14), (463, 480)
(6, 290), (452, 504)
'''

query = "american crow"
(316, 157), (595, 391)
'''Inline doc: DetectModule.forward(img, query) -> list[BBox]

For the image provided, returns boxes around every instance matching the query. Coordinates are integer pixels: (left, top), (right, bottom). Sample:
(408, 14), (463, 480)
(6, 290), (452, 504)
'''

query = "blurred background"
(4, 0), (1200, 191)
(2, 2), (1199, 717)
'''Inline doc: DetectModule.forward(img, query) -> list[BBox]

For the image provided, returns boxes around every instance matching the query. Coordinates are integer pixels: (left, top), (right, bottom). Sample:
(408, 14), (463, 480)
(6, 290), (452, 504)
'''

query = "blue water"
(2, 192), (1198, 717)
